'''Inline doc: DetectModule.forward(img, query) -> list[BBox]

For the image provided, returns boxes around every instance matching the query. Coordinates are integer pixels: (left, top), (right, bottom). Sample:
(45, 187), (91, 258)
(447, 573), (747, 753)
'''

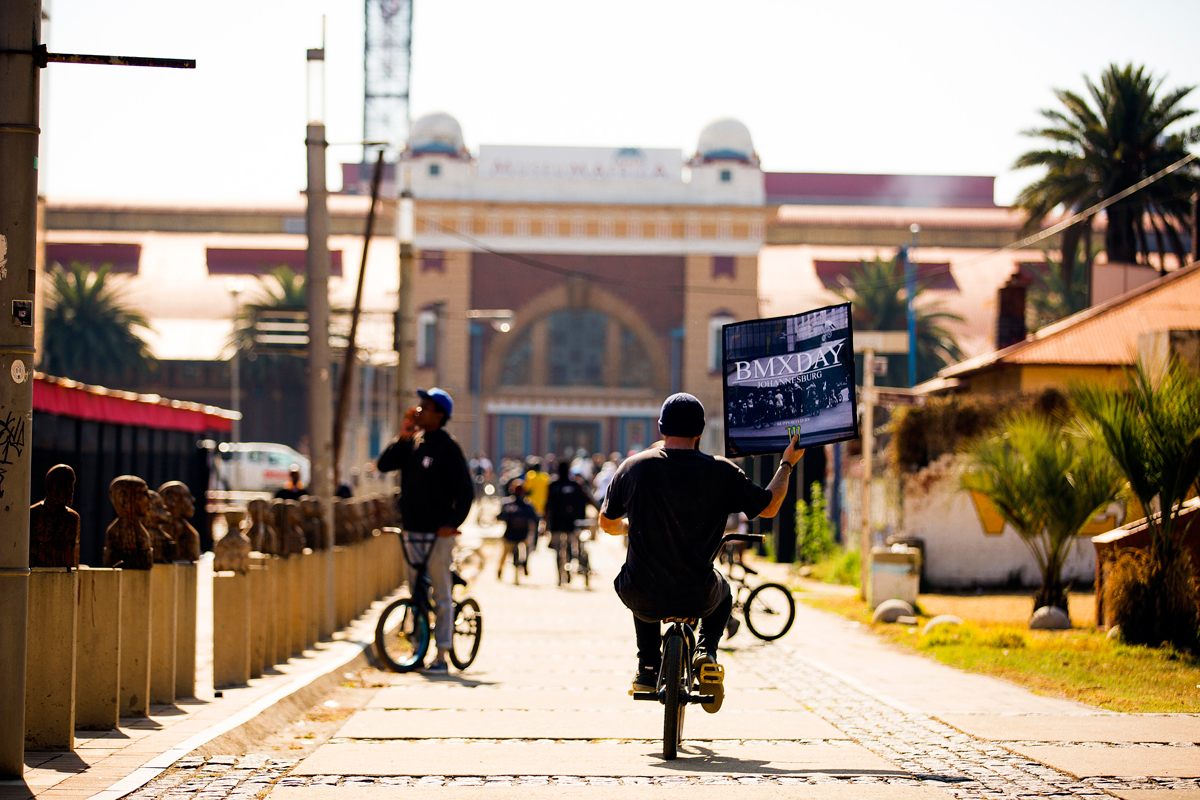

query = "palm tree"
(1071, 361), (1200, 648)
(1026, 252), (1090, 332)
(42, 261), (155, 385)
(231, 265), (307, 355)
(832, 255), (963, 387)
(1014, 63), (1200, 282)
(962, 413), (1125, 616)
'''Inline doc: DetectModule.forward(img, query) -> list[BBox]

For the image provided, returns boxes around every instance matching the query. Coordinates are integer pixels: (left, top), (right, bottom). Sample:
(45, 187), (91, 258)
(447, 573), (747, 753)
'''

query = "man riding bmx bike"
(598, 392), (802, 711)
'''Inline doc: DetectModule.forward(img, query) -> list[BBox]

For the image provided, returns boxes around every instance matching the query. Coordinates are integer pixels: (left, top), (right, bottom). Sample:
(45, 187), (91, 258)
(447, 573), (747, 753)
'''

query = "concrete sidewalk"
(257, 535), (1199, 799)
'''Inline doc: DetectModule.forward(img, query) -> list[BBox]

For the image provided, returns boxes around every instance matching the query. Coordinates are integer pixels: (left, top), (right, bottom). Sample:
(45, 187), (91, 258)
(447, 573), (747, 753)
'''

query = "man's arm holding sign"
(758, 434), (804, 518)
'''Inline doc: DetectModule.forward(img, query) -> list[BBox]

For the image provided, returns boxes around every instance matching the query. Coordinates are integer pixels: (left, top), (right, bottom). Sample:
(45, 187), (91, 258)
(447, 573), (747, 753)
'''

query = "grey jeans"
(427, 534), (456, 650)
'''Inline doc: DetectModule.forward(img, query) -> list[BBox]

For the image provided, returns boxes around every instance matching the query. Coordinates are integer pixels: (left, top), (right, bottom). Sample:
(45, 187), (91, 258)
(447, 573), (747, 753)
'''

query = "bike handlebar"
(721, 533), (763, 545)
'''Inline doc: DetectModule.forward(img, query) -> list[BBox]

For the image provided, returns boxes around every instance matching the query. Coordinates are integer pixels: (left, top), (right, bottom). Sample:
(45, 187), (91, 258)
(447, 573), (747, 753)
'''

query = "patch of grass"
(803, 595), (1200, 713)
(806, 548), (860, 587)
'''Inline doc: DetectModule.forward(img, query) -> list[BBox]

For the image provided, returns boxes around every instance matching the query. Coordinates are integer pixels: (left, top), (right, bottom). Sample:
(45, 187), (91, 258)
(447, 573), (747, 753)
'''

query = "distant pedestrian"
(275, 466), (307, 500)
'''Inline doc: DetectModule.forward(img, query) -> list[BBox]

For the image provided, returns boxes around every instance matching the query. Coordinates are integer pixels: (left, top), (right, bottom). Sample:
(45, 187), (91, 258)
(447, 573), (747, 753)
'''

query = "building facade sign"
(478, 145), (683, 182)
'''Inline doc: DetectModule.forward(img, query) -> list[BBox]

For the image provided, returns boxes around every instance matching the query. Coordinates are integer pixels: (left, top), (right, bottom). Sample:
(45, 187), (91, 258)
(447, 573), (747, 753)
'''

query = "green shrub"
(809, 547), (860, 587)
(796, 482), (836, 564)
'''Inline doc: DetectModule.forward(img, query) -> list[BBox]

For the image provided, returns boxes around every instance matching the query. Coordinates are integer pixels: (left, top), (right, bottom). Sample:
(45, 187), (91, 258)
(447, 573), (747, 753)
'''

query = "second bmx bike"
(374, 531), (483, 672)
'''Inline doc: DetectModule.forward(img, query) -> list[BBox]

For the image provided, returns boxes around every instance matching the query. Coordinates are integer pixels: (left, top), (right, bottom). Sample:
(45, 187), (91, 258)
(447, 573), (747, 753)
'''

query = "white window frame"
(708, 314), (735, 373)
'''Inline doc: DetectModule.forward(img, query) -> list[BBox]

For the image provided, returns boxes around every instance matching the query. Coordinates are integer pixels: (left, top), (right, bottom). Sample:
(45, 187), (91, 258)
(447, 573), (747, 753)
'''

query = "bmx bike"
(553, 519), (593, 588)
(632, 533), (761, 760)
(720, 541), (796, 641)
(374, 531), (483, 672)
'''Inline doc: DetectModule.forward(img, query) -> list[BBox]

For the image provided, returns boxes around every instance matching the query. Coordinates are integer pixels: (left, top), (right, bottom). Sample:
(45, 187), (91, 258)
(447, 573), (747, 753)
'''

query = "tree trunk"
(1161, 214), (1188, 271)
(1059, 222), (1081, 291)
(1082, 217), (1095, 306)
(1105, 203), (1139, 264)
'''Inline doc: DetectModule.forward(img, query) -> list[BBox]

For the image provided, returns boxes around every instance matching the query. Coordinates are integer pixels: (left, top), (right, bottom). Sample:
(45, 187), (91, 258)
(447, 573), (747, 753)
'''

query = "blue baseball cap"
(418, 387), (454, 419)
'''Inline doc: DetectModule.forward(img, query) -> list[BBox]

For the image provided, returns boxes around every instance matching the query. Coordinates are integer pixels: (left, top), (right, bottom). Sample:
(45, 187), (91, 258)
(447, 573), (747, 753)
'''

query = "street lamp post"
(907, 224), (920, 387)
(395, 181), (415, 430)
(227, 279), (244, 443)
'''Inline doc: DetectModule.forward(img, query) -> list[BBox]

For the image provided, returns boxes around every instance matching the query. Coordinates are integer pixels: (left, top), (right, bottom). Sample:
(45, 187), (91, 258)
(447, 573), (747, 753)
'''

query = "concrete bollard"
(119, 568), (153, 717)
(272, 555), (289, 664)
(76, 568), (121, 730)
(248, 557), (269, 678)
(289, 555), (306, 656)
(174, 561), (198, 698)
(149, 563), (177, 704)
(25, 569), (78, 750)
(316, 549), (333, 640)
(305, 551), (319, 648)
(212, 572), (251, 687)
(267, 556), (283, 662)
(332, 546), (346, 629)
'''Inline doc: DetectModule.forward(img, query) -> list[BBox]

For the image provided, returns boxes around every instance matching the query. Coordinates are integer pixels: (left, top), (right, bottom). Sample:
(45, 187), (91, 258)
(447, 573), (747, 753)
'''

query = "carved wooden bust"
(300, 497), (328, 551)
(281, 500), (307, 556)
(244, 497), (277, 554)
(104, 475), (153, 570)
(213, 511), (251, 574)
(160, 481), (200, 562)
(143, 489), (177, 563)
(29, 464), (81, 569)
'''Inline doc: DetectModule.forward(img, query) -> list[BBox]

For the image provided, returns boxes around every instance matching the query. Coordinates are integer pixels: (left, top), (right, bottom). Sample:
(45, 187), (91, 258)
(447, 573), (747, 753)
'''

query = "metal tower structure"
(363, 0), (412, 163)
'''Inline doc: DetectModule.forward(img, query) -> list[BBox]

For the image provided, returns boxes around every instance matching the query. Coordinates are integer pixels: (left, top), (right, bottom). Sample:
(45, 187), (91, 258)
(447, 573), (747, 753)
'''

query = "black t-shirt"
(545, 477), (592, 532)
(601, 447), (772, 619)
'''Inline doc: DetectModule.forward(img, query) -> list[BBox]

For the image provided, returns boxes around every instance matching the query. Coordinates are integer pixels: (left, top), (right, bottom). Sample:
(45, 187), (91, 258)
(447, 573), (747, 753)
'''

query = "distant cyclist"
(598, 392), (802, 711)
(545, 460), (598, 585)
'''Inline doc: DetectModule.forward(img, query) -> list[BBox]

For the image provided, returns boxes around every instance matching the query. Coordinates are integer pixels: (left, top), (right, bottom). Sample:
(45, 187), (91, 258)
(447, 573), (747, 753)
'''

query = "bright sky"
(41, 0), (1200, 207)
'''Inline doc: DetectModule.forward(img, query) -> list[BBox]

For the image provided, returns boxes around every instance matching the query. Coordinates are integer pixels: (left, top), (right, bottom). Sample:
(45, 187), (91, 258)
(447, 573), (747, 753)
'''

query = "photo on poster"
(722, 304), (859, 457)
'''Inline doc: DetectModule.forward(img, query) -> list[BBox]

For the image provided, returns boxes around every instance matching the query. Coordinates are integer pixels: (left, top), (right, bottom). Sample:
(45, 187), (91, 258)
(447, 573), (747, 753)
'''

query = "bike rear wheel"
(449, 597), (483, 669)
(662, 635), (685, 760)
(374, 598), (430, 672)
(744, 582), (796, 641)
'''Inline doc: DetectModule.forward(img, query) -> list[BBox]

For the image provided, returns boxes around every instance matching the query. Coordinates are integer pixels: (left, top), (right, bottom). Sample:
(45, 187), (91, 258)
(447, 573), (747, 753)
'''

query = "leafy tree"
(42, 261), (154, 385)
(1026, 252), (1090, 332)
(962, 413), (1125, 616)
(1014, 63), (1200, 282)
(231, 265), (307, 356)
(833, 255), (964, 387)
(1071, 361), (1200, 648)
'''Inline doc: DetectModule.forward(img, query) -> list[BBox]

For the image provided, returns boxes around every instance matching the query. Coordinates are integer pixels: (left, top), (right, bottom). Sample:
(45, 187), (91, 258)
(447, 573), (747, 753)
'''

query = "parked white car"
(215, 442), (310, 493)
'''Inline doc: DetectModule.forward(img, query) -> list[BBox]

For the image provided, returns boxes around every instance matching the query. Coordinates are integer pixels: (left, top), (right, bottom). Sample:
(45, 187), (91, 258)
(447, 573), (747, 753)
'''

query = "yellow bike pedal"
(697, 663), (724, 685)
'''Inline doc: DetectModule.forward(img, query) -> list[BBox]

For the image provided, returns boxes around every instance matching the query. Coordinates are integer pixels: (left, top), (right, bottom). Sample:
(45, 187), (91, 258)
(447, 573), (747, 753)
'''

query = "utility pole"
(395, 179), (416, 427)
(0, 0), (40, 777)
(0, 6), (191, 775)
(306, 41), (334, 633)
(853, 331), (908, 601)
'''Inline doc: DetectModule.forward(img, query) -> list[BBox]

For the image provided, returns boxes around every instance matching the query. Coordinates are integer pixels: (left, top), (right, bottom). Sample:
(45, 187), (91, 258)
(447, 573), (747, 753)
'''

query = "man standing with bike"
(376, 388), (475, 673)
(598, 392), (802, 709)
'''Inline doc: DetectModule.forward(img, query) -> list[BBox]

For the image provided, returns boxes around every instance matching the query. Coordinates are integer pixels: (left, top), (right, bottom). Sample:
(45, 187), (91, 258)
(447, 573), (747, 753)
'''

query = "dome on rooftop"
(409, 111), (466, 157)
(695, 118), (757, 164)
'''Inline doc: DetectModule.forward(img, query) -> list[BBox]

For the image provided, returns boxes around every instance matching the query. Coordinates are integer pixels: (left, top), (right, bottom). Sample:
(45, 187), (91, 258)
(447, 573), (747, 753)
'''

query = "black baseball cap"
(658, 392), (705, 437)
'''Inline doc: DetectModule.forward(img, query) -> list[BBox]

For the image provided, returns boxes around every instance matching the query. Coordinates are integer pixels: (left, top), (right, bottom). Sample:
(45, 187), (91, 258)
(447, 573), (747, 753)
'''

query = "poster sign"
(722, 303), (859, 457)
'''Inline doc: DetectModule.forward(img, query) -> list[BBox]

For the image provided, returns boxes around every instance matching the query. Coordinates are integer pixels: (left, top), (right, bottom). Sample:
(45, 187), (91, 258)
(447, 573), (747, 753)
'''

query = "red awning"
(32, 374), (236, 433)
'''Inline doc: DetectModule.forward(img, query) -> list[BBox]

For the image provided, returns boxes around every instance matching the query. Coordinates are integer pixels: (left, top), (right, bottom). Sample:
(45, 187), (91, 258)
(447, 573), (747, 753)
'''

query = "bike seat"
(663, 616), (698, 626)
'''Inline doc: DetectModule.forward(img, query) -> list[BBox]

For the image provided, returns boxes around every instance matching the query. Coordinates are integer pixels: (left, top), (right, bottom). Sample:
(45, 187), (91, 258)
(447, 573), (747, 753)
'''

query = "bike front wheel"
(661, 635), (685, 760)
(449, 597), (483, 669)
(744, 582), (796, 641)
(374, 598), (430, 672)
